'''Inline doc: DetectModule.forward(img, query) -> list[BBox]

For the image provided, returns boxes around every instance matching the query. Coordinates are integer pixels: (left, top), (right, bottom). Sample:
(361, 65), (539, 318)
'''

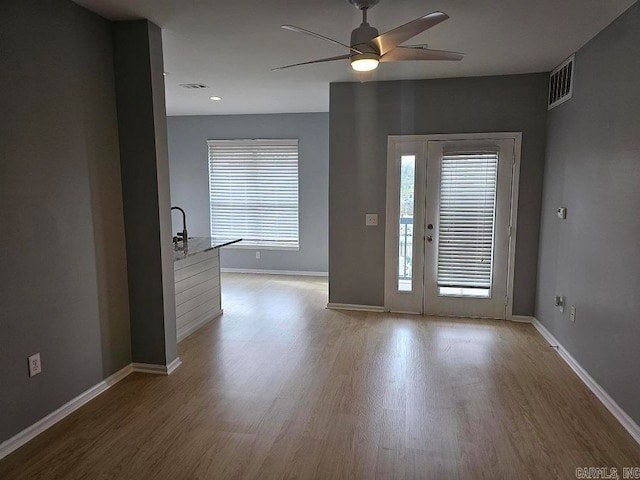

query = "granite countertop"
(173, 237), (242, 262)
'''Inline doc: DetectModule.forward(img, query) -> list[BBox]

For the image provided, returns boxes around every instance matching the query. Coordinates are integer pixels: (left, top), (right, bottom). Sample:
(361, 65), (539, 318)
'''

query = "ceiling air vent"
(548, 55), (575, 110)
(179, 83), (209, 89)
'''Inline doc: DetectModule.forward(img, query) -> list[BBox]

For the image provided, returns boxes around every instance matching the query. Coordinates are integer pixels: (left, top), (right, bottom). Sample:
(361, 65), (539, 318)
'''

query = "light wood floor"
(1, 273), (639, 479)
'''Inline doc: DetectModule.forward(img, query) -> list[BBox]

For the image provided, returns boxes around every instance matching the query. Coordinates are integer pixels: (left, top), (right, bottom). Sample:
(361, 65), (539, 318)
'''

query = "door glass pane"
(437, 152), (498, 298)
(398, 155), (415, 292)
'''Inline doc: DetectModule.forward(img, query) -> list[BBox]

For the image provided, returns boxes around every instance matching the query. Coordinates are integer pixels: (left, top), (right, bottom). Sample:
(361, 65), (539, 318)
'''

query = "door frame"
(384, 132), (522, 320)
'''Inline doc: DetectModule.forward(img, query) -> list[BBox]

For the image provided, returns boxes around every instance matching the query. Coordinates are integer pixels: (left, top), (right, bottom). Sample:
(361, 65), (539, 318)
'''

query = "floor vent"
(548, 55), (575, 110)
(179, 83), (209, 89)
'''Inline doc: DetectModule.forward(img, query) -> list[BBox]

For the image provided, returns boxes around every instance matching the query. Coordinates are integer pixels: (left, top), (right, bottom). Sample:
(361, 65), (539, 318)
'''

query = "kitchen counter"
(173, 236), (241, 342)
(173, 237), (242, 262)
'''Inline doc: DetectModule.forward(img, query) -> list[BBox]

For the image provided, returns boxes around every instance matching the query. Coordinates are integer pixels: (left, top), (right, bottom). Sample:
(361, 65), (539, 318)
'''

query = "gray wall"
(113, 20), (177, 366)
(329, 74), (549, 313)
(167, 113), (329, 273)
(0, 0), (130, 441)
(536, 2), (640, 425)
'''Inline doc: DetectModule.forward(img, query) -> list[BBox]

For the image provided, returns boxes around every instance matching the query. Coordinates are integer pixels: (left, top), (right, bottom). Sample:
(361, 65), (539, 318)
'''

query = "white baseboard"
(166, 358), (182, 375)
(132, 357), (182, 376)
(177, 310), (223, 343)
(532, 318), (640, 445)
(0, 364), (133, 461)
(0, 356), (185, 461)
(221, 268), (328, 277)
(326, 303), (385, 312)
(511, 315), (534, 323)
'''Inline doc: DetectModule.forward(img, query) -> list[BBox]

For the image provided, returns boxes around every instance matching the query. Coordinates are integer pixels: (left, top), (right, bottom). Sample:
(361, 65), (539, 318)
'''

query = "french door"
(384, 133), (521, 319)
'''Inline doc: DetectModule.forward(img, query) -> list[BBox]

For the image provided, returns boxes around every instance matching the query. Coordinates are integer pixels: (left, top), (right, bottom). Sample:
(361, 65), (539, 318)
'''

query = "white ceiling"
(74, 0), (636, 115)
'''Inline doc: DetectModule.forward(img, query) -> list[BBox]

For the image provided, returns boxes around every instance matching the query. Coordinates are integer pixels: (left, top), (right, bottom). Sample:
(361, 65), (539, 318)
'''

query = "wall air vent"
(179, 83), (209, 89)
(548, 55), (575, 110)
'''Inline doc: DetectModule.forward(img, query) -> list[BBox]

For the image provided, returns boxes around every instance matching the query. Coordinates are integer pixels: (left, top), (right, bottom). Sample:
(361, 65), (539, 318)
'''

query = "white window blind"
(207, 139), (299, 249)
(437, 152), (498, 293)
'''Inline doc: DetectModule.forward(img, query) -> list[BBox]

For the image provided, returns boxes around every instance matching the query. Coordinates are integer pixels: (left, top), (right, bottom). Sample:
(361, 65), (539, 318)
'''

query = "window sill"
(226, 244), (300, 252)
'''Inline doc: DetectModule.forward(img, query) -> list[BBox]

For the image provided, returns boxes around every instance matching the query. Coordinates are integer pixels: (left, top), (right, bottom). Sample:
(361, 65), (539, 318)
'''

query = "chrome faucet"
(171, 206), (188, 247)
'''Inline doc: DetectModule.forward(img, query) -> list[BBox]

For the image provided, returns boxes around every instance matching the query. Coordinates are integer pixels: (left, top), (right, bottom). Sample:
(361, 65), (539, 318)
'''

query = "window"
(397, 155), (415, 292)
(437, 151), (498, 298)
(207, 139), (299, 249)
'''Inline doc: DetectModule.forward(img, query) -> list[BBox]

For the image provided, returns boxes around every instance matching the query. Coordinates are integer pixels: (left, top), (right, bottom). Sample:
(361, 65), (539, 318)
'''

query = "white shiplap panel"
(174, 248), (218, 270)
(176, 299), (220, 330)
(174, 248), (222, 339)
(176, 277), (220, 306)
(176, 307), (222, 342)
(174, 255), (219, 283)
(175, 268), (219, 295)
(176, 286), (220, 318)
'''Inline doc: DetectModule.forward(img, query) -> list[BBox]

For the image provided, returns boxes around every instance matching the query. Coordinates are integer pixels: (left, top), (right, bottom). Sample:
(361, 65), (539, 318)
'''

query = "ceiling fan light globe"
(351, 57), (379, 72)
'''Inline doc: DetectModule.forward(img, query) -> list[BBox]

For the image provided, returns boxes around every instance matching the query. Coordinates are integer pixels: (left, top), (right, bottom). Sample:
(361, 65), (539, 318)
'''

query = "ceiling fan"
(273, 0), (464, 72)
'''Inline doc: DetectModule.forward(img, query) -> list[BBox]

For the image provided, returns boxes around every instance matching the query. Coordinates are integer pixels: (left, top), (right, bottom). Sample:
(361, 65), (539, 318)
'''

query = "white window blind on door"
(207, 139), (299, 249)
(437, 152), (498, 294)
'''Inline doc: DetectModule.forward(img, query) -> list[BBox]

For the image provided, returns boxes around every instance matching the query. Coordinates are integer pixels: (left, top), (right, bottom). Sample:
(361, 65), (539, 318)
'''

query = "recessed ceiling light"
(209, 96), (222, 101)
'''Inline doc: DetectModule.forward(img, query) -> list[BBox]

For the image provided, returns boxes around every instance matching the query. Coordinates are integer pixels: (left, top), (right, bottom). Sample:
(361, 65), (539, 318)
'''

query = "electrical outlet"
(365, 214), (378, 226)
(28, 353), (42, 377)
(255, 251), (260, 259)
(570, 306), (577, 323)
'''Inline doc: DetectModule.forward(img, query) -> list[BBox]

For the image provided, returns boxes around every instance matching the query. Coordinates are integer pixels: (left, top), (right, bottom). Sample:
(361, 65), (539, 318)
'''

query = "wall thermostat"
(557, 207), (567, 219)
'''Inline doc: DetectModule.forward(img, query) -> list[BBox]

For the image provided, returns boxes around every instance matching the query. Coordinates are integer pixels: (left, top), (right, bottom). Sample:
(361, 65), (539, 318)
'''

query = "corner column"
(112, 20), (178, 372)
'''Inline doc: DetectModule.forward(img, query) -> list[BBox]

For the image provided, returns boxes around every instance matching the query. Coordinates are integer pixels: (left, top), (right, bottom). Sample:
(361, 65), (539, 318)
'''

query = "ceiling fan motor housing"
(350, 22), (380, 60)
(346, 0), (380, 9)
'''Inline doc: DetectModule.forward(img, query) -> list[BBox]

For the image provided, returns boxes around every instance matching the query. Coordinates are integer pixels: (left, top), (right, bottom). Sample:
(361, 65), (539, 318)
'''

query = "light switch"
(365, 214), (378, 226)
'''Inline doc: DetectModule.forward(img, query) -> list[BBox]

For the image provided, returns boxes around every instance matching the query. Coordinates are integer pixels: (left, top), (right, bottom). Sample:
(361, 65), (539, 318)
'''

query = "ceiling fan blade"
(372, 12), (449, 55)
(272, 54), (351, 71)
(381, 46), (464, 62)
(281, 25), (362, 55)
